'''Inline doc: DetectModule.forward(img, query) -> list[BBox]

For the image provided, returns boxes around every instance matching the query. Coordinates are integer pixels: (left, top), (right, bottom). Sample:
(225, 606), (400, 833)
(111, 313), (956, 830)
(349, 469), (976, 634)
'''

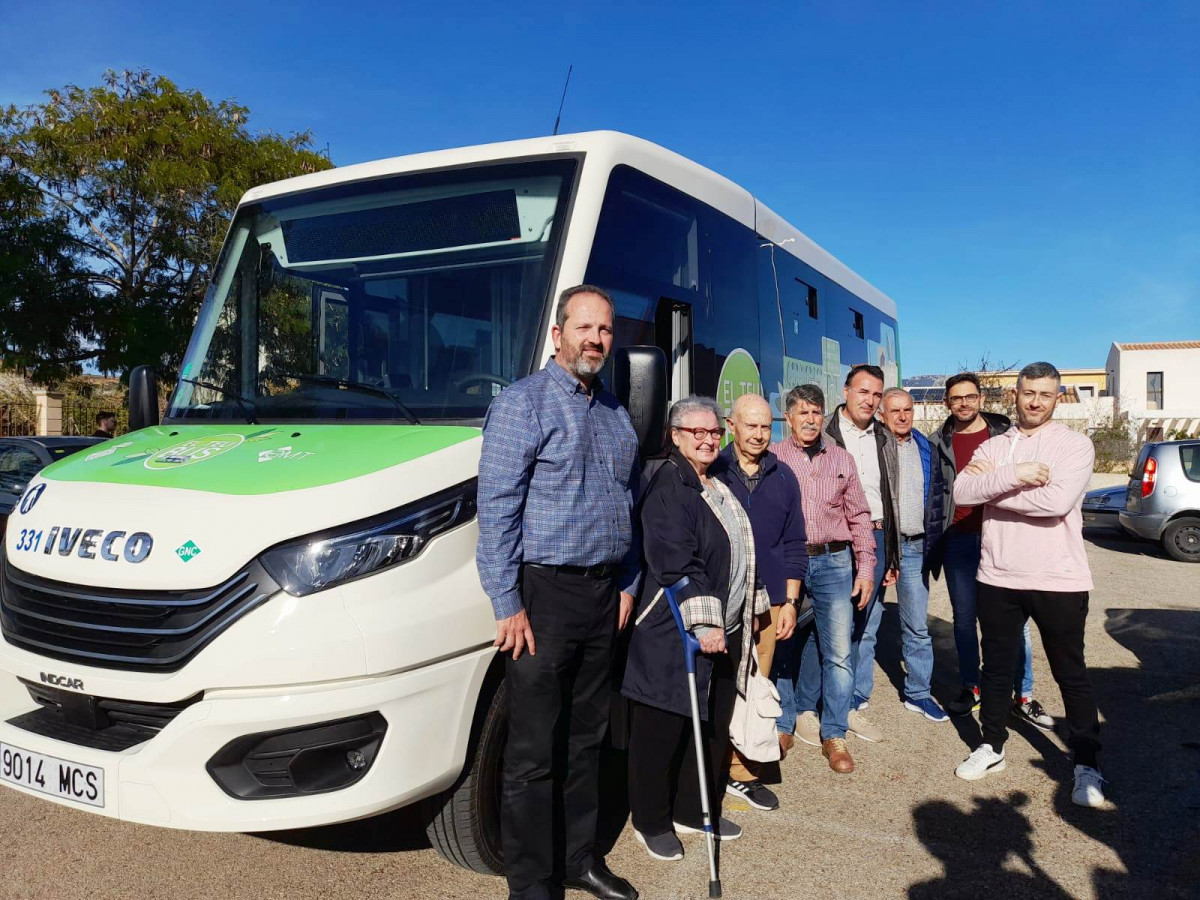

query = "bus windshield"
(168, 158), (577, 424)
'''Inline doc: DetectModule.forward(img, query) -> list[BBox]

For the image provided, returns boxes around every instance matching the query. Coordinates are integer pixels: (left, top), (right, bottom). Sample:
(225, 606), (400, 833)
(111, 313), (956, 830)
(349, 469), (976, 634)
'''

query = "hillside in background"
(903, 374), (946, 387)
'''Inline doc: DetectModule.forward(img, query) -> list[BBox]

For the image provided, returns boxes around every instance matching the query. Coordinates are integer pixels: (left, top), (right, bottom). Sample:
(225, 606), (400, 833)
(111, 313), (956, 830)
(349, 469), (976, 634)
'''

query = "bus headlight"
(259, 480), (477, 596)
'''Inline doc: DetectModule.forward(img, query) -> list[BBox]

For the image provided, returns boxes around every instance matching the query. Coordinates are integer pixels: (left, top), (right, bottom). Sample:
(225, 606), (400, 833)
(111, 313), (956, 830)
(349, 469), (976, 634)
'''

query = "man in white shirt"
(818, 364), (901, 743)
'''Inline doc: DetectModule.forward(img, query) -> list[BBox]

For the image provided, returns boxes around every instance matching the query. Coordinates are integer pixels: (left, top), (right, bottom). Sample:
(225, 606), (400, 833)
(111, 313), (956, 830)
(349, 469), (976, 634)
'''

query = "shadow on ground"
(909, 790), (1073, 899)
(1082, 525), (1170, 561)
(873, 596), (981, 751)
(258, 803), (434, 854)
(901, 605), (1200, 899)
(254, 737), (635, 866)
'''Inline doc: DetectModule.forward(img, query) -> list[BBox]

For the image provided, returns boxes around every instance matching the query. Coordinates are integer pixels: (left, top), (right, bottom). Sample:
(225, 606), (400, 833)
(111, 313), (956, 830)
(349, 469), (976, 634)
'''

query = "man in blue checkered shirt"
(477, 284), (641, 900)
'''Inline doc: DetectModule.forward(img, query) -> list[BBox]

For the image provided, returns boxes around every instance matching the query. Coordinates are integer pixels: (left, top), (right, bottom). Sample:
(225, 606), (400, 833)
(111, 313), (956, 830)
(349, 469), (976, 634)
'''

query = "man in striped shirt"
(770, 384), (876, 774)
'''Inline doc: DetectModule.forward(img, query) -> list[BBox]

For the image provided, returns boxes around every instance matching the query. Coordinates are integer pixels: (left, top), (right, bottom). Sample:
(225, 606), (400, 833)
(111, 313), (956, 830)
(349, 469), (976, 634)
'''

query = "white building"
(1106, 341), (1200, 440)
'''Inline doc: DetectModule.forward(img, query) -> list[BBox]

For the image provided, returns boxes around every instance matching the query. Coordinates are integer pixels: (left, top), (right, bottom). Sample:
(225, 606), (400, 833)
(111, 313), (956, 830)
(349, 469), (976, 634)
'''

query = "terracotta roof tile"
(1113, 341), (1200, 351)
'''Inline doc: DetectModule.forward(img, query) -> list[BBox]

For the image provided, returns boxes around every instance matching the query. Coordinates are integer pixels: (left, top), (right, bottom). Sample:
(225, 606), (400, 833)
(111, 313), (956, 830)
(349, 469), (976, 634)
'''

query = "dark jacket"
(621, 450), (767, 720)
(712, 446), (808, 604)
(824, 406), (901, 572)
(934, 411), (1011, 525)
(928, 411), (1011, 572)
(907, 429), (947, 577)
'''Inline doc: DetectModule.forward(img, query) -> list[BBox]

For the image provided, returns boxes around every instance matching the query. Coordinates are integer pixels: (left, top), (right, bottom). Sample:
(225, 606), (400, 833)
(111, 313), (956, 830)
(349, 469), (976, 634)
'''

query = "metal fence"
(0, 402), (39, 437)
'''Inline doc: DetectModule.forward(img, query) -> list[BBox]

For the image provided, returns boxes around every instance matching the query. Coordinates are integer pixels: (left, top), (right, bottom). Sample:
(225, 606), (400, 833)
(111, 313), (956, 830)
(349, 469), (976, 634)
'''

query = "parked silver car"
(1120, 439), (1200, 563)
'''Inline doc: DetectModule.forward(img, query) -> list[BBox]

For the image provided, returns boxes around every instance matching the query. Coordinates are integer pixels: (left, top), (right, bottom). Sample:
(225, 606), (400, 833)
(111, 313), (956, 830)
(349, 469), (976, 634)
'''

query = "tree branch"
(33, 180), (129, 268)
(0, 344), (100, 364)
(80, 271), (124, 290)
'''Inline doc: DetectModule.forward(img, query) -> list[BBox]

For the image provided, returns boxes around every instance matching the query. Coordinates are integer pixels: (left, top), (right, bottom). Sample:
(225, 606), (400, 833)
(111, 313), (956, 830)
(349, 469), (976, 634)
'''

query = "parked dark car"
(1120, 439), (1200, 563)
(0, 436), (105, 536)
(1082, 484), (1126, 531)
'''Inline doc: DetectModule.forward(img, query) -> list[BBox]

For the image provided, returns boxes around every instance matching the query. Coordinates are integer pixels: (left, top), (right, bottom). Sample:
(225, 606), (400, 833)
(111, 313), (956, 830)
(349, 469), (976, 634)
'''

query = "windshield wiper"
(276, 373), (421, 425)
(179, 377), (258, 424)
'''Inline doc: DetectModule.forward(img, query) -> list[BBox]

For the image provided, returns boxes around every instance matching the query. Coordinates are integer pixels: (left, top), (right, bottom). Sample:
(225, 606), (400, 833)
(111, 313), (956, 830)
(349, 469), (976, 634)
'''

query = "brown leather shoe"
(822, 738), (854, 774)
(779, 733), (794, 760)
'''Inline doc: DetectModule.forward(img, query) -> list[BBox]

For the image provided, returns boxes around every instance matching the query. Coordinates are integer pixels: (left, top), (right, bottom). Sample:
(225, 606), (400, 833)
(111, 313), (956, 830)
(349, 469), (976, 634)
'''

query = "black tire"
(1162, 516), (1200, 563)
(420, 676), (507, 874)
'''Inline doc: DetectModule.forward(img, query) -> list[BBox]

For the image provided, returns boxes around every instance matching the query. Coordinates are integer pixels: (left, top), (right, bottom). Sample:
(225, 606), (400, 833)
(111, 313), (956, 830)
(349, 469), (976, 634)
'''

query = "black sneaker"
(674, 817), (743, 841)
(1012, 697), (1054, 731)
(946, 686), (980, 717)
(634, 829), (684, 861)
(725, 778), (780, 811)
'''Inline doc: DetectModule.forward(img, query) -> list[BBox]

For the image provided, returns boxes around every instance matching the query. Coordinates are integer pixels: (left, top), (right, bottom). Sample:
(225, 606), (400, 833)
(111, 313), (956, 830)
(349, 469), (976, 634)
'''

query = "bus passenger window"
(798, 279), (818, 319)
(852, 309), (864, 339)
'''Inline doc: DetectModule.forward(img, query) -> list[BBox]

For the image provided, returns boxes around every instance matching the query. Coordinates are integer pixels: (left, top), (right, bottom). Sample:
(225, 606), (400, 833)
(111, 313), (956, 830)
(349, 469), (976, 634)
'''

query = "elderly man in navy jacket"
(713, 393), (808, 812)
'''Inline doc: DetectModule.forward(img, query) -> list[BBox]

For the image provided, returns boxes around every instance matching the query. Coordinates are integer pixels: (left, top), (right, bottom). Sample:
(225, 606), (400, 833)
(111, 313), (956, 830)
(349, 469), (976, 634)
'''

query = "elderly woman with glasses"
(622, 396), (770, 862)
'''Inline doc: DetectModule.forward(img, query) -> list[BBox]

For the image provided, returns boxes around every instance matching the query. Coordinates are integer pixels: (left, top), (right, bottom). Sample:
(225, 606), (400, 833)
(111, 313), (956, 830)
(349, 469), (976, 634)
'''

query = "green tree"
(0, 68), (332, 380)
(0, 172), (96, 382)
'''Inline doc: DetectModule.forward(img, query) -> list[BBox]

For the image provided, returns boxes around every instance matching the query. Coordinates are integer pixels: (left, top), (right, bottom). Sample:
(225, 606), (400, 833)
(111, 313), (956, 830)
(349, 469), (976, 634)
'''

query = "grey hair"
(881, 387), (912, 406)
(785, 383), (825, 413)
(555, 284), (615, 328)
(1018, 361), (1061, 387)
(669, 395), (722, 429)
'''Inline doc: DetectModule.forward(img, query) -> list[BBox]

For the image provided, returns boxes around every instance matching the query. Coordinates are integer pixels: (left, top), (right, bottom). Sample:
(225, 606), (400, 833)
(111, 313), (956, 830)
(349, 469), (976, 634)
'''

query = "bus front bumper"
(0, 645), (494, 832)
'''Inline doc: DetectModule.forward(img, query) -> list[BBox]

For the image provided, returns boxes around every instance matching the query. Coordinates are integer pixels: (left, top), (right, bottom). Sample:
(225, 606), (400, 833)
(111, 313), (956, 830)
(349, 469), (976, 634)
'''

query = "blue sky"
(6, 1), (1197, 377)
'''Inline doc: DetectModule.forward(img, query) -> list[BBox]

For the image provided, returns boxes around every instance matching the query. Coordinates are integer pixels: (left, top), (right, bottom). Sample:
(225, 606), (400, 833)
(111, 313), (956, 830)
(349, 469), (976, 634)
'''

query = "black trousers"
(627, 635), (742, 836)
(502, 565), (619, 900)
(976, 582), (1101, 767)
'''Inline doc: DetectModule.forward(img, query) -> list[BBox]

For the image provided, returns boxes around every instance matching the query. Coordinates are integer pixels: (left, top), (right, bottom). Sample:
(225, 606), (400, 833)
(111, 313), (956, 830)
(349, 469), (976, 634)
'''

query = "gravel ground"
(3, 519), (1197, 900)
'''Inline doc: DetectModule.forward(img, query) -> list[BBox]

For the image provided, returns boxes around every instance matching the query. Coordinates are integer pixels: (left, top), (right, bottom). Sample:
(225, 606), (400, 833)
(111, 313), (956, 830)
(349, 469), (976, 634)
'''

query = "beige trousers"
(727, 604), (781, 782)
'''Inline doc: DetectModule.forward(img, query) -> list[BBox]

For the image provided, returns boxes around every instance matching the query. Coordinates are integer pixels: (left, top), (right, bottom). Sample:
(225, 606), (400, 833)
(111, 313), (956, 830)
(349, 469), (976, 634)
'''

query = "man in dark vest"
(821, 364), (899, 744)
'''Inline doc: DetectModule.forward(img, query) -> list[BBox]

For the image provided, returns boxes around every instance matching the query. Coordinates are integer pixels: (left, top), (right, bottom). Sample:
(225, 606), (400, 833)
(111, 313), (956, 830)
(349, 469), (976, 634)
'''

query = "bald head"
(727, 393), (773, 462)
(732, 393), (772, 421)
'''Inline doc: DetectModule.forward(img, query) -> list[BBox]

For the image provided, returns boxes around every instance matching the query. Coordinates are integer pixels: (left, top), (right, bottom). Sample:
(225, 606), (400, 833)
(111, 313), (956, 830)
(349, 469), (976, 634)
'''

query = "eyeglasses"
(674, 426), (725, 441)
(948, 394), (981, 405)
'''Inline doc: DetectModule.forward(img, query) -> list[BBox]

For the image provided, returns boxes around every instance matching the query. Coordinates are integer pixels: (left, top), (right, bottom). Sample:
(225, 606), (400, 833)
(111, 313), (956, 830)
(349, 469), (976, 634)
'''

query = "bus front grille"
(0, 556), (277, 672)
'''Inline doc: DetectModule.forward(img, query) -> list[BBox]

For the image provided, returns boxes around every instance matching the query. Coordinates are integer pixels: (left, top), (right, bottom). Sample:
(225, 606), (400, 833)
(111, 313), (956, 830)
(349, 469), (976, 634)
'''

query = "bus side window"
(317, 290), (350, 379)
(799, 279), (818, 319)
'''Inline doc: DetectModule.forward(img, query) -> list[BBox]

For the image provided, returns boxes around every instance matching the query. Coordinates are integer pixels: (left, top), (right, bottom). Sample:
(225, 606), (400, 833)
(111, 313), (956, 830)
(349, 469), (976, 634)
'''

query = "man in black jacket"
(935, 372), (1053, 728)
(92, 411), (116, 438)
(713, 394), (808, 810)
(822, 364), (899, 743)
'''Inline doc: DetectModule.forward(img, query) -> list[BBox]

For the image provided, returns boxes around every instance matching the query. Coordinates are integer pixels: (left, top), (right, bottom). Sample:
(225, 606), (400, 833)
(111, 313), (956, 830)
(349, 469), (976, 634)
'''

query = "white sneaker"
(955, 744), (1006, 781)
(795, 711), (822, 747)
(1012, 697), (1055, 731)
(1071, 765), (1106, 807)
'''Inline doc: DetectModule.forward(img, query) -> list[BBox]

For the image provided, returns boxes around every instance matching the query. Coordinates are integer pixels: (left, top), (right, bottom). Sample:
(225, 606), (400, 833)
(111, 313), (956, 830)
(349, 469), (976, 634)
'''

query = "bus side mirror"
(611, 346), (667, 460)
(128, 365), (160, 432)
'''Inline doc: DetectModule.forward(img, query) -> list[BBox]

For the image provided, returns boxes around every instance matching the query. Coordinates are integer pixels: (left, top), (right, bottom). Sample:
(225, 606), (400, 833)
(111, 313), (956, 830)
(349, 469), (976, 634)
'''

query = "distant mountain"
(903, 374), (946, 387)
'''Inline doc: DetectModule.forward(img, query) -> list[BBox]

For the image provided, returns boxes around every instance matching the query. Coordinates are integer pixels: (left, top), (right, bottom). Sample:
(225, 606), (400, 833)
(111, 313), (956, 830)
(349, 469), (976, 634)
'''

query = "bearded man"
(477, 285), (641, 900)
(951, 362), (1104, 809)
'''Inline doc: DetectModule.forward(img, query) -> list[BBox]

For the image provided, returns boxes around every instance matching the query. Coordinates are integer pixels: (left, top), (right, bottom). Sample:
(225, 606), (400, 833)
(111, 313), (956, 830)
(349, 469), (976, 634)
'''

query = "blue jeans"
(943, 529), (1035, 697)
(895, 537), (934, 701)
(849, 529), (889, 705)
(774, 548), (855, 740)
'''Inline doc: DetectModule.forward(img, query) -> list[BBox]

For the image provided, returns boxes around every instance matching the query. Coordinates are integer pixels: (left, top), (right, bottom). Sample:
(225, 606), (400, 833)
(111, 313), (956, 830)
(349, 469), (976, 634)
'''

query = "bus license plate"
(0, 742), (104, 808)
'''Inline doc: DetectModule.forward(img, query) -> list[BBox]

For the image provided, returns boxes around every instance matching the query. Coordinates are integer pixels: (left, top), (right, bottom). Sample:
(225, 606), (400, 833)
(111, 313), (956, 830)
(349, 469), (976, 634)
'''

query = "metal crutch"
(662, 576), (722, 899)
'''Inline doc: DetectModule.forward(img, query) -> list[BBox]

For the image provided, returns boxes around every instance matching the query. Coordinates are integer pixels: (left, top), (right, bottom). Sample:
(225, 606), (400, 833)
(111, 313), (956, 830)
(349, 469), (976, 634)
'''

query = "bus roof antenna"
(552, 65), (573, 136)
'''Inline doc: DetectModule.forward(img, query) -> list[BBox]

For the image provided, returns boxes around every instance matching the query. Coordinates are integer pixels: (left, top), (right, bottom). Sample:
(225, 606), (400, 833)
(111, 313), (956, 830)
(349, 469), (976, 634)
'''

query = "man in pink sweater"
(949, 362), (1105, 807)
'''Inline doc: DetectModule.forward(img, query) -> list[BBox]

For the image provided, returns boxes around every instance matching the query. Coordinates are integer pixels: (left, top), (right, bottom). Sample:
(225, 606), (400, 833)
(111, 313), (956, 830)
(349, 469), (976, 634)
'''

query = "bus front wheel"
(421, 677), (507, 874)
